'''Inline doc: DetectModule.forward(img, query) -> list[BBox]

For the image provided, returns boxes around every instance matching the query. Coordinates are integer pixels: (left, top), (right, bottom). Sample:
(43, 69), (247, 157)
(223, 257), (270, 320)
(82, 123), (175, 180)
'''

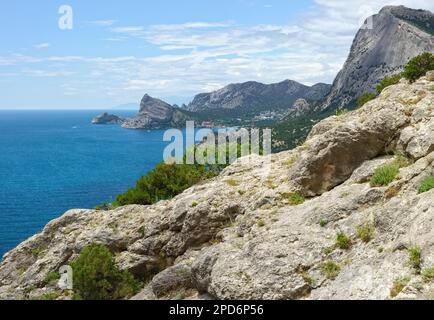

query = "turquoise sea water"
(0, 110), (170, 258)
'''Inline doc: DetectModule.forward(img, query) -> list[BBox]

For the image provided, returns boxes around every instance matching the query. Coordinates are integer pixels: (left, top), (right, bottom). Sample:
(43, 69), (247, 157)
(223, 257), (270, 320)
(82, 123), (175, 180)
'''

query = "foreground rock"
(1, 74), (434, 300)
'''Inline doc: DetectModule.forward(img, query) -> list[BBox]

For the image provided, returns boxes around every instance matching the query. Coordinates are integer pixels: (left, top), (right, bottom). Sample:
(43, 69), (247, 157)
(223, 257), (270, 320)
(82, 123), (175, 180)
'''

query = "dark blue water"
(0, 110), (169, 258)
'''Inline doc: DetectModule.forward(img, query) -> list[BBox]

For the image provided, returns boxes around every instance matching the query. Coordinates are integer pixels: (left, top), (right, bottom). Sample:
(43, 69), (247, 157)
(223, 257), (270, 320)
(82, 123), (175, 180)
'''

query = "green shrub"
(408, 246), (422, 271)
(370, 164), (399, 187)
(336, 232), (351, 250)
(422, 265), (434, 281)
(393, 153), (413, 168)
(418, 176), (434, 194)
(321, 261), (341, 279)
(357, 92), (377, 108)
(319, 219), (328, 227)
(287, 192), (305, 206)
(43, 272), (60, 286)
(402, 52), (434, 83)
(376, 74), (402, 93)
(71, 244), (141, 300)
(335, 108), (348, 116)
(356, 222), (375, 243)
(114, 162), (213, 207)
(31, 292), (60, 300)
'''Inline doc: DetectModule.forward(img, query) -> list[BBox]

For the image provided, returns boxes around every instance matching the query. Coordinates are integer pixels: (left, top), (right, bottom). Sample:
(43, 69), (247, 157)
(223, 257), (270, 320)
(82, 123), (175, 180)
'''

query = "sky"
(0, 0), (433, 109)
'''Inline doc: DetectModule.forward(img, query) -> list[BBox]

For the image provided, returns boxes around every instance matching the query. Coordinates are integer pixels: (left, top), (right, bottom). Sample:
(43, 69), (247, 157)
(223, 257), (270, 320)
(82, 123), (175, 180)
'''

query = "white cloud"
(2, 1), (433, 105)
(34, 43), (50, 49)
(89, 20), (116, 27)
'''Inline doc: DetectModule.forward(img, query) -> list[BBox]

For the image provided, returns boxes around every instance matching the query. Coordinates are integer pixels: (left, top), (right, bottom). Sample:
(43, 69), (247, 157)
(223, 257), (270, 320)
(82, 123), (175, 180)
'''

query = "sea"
(0, 110), (172, 258)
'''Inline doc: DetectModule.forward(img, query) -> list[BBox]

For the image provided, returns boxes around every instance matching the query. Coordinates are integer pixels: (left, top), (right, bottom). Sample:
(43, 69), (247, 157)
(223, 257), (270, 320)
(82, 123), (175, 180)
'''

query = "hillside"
(1, 72), (434, 300)
(185, 80), (331, 120)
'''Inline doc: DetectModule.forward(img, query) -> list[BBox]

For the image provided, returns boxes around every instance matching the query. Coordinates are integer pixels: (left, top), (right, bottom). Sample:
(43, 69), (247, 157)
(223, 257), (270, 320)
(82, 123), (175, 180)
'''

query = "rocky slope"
(321, 5), (434, 110)
(1, 72), (434, 300)
(185, 80), (331, 114)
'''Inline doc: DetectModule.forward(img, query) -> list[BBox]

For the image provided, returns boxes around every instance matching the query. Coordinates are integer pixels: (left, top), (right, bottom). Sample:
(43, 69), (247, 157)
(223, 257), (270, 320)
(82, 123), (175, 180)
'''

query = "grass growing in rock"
(31, 292), (61, 301)
(357, 92), (377, 108)
(390, 277), (411, 298)
(422, 266), (434, 282)
(408, 246), (422, 272)
(43, 272), (60, 286)
(370, 164), (399, 187)
(393, 153), (413, 168)
(335, 108), (348, 116)
(376, 74), (402, 94)
(225, 179), (239, 187)
(321, 261), (341, 280)
(356, 222), (375, 243)
(336, 232), (352, 250)
(418, 176), (434, 194)
(319, 219), (328, 227)
(287, 193), (305, 206)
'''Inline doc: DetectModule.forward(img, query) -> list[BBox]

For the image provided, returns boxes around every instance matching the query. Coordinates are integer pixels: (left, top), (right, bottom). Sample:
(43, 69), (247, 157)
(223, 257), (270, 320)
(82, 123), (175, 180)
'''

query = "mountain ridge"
(320, 5), (434, 110)
(185, 79), (331, 114)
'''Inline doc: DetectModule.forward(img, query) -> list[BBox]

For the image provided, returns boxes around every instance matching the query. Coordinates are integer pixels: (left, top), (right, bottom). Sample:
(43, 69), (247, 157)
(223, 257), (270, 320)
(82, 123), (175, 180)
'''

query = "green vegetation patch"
(376, 74), (402, 94)
(390, 276), (411, 298)
(408, 246), (422, 272)
(71, 244), (141, 300)
(356, 222), (375, 243)
(402, 52), (434, 83)
(357, 92), (377, 108)
(370, 164), (399, 187)
(418, 176), (434, 194)
(43, 272), (60, 286)
(336, 232), (352, 250)
(287, 192), (305, 206)
(31, 292), (61, 301)
(319, 219), (328, 227)
(321, 261), (341, 280)
(422, 266), (434, 281)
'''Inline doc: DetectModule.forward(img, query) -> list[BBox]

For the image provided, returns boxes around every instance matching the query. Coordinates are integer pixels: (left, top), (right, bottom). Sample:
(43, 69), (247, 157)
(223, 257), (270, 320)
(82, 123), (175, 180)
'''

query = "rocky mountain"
(185, 80), (331, 114)
(321, 5), (434, 110)
(122, 94), (193, 129)
(94, 94), (193, 129)
(1, 71), (434, 300)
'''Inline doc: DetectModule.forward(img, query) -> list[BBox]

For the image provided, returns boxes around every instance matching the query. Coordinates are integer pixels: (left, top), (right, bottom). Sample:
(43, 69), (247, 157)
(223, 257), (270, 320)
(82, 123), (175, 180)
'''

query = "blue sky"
(0, 0), (433, 109)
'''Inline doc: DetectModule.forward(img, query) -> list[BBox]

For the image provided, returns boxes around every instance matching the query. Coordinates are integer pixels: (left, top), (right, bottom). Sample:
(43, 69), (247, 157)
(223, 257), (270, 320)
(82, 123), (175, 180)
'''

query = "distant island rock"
(92, 112), (125, 125)
(92, 95), (193, 129)
(121, 94), (192, 129)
